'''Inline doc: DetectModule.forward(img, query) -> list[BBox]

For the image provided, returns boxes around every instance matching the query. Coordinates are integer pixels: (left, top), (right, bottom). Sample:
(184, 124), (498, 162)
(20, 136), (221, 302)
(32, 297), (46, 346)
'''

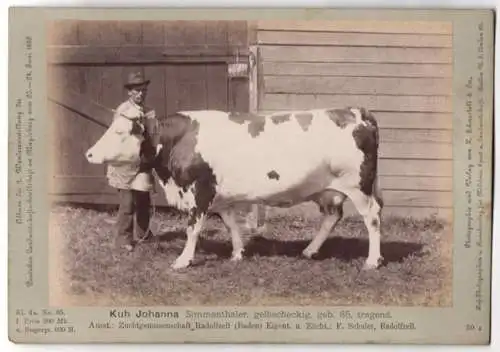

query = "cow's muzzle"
(85, 149), (101, 164)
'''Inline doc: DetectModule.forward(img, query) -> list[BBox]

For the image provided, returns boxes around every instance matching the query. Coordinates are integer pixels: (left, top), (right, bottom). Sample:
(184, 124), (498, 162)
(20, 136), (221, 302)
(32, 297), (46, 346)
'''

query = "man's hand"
(144, 110), (156, 119)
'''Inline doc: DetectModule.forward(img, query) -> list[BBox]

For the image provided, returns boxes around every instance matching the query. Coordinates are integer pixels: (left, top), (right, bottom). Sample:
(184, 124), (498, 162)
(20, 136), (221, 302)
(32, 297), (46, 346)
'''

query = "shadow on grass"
(155, 231), (423, 265)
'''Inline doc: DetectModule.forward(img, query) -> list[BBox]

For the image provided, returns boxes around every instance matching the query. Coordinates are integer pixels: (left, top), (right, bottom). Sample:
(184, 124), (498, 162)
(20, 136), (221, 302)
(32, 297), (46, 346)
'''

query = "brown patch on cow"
(270, 113), (291, 125)
(192, 160), (217, 220)
(130, 120), (145, 135)
(228, 111), (251, 125)
(359, 107), (378, 128)
(155, 113), (218, 218)
(249, 119), (266, 138)
(352, 109), (379, 196)
(228, 112), (266, 138)
(294, 112), (313, 131)
(168, 119), (201, 176)
(267, 170), (280, 180)
(143, 115), (159, 147)
(325, 109), (356, 128)
(154, 113), (196, 184)
(157, 113), (192, 145)
(187, 208), (204, 227)
(373, 178), (384, 209)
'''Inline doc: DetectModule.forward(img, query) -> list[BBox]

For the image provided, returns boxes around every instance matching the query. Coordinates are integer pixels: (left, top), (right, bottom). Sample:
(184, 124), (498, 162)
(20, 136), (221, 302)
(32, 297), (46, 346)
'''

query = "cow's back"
(173, 109), (370, 205)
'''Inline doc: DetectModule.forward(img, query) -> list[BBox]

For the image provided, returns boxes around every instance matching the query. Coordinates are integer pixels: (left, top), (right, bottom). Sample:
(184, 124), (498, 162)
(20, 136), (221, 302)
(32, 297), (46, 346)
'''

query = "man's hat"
(124, 71), (150, 89)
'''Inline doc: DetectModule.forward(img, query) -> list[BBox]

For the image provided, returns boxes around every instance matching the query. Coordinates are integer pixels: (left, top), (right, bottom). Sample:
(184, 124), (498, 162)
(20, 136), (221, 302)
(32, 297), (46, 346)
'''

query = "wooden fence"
(48, 20), (251, 205)
(48, 19), (453, 220)
(251, 20), (453, 219)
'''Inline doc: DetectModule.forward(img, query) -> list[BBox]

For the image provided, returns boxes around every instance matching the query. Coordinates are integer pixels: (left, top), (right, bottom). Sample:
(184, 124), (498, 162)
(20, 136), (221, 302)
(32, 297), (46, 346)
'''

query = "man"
(107, 71), (158, 252)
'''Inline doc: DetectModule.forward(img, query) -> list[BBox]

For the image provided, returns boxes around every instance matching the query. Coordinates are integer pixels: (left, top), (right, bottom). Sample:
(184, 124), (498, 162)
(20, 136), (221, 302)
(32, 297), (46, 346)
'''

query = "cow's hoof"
(122, 244), (135, 253)
(171, 258), (192, 270)
(302, 248), (318, 259)
(362, 257), (384, 270)
(230, 251), (244, 261)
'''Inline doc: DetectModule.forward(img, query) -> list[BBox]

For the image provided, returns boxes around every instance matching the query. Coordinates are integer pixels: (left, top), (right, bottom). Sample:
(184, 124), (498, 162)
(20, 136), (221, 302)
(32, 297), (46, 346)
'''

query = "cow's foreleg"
(303, 190), (346, 258)
(172, 210), (206, 269)
(219, 209), (245, 261)
(346, 189), (383, 270)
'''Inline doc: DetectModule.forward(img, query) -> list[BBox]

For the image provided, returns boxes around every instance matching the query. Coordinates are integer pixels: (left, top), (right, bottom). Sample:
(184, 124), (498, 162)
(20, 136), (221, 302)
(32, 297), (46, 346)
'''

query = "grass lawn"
(49, 203), (452, 307)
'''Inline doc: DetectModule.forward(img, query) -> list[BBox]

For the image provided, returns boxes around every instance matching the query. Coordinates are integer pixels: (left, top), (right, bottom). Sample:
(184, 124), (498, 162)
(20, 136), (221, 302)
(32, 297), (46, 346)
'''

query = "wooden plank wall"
(253, 20), (453, 219)
(47, 20), (249, 204)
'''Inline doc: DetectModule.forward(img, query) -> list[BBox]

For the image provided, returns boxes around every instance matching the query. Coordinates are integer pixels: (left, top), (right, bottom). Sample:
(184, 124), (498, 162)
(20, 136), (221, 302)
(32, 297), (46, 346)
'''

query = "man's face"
(128, 85), (148, 105)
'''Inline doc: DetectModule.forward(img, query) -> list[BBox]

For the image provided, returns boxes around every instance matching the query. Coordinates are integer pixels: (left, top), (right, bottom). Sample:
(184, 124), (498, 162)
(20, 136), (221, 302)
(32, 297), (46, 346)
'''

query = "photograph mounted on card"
(8, 7), (494, 344)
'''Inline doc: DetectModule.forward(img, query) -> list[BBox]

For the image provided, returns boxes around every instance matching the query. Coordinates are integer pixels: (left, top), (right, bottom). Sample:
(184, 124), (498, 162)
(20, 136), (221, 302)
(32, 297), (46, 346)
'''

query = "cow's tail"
(372, 173), (384, 210)
(359, 108), (384, 210)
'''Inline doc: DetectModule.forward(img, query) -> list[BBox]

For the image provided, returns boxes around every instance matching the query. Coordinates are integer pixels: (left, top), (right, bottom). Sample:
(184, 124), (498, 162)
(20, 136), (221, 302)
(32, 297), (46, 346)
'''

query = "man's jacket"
(106, 99), (157, 192)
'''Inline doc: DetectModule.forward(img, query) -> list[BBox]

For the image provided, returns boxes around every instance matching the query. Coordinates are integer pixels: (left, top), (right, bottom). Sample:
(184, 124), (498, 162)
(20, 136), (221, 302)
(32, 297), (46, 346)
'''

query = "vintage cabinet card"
(8, 7), (494, 344)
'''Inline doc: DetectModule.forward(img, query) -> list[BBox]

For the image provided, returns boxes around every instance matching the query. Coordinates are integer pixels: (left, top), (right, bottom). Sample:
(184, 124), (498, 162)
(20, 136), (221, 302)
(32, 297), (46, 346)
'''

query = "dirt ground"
(49, 203), (453, 307)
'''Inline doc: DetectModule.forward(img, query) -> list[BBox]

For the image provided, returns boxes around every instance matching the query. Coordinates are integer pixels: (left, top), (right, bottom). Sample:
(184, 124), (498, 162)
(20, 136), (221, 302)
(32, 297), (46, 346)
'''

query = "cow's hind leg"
(172, 210), (206, 269)
(303, 190), (346, 258)
(219, 209), (245, 261)
(345, 188), (383, 270)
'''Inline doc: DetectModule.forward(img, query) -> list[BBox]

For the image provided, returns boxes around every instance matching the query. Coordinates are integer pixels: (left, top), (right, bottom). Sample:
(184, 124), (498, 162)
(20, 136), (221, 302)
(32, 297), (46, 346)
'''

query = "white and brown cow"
(85, 107), (384, 270)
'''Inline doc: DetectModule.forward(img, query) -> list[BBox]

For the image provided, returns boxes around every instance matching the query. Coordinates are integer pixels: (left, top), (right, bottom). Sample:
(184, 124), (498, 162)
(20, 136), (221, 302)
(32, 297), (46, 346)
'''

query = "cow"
(85, 107), (384, 270)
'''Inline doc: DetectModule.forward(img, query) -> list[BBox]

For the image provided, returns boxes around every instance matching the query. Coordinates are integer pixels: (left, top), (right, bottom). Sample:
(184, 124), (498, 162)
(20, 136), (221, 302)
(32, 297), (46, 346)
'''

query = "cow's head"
(85, 115), (145, 165)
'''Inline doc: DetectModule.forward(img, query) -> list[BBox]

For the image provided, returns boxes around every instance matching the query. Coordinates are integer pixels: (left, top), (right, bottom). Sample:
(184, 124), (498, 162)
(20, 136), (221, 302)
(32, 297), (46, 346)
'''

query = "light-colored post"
(245, 45), (267, 233)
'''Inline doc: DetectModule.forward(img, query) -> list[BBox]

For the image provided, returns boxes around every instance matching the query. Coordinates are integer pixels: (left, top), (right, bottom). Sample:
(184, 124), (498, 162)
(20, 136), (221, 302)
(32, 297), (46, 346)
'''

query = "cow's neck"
(152, 113), (218, 214)
(153, 113), (194, 185)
